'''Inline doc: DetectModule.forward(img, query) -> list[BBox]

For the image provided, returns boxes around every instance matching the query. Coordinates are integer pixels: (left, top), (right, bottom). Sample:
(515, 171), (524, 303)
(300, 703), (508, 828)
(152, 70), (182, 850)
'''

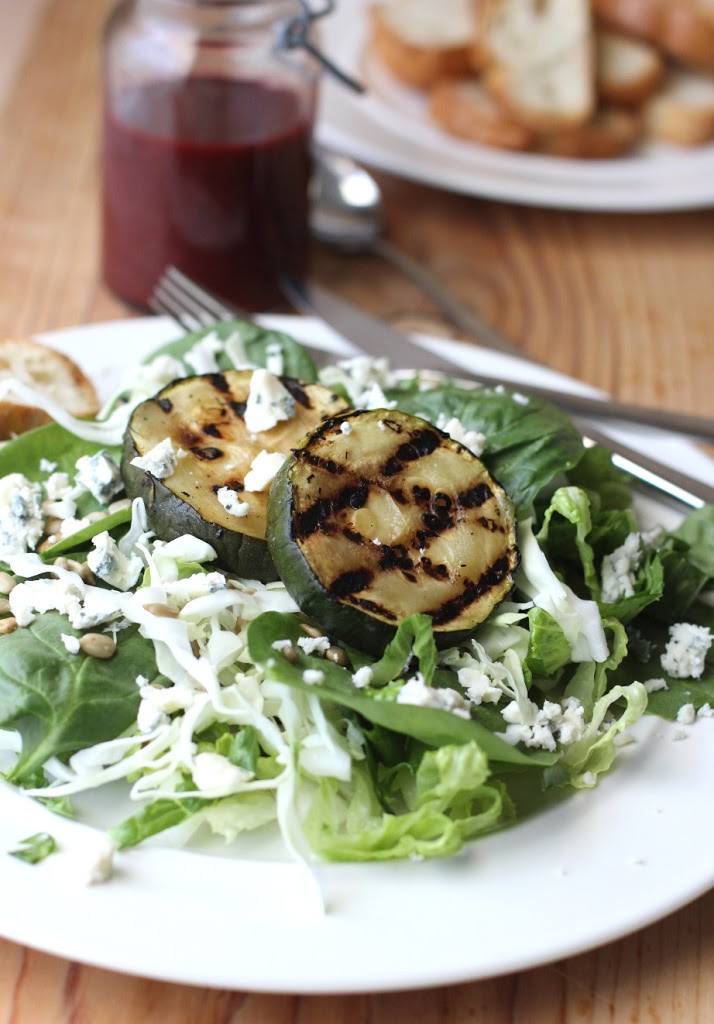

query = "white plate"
(316, 0), (714, 211)
(0, 316), (713, 994)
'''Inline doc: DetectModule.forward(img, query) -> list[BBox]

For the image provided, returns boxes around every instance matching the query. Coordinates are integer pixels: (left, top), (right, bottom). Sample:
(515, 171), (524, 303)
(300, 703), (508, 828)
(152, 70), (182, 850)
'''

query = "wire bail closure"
(280, 1), (365, 93)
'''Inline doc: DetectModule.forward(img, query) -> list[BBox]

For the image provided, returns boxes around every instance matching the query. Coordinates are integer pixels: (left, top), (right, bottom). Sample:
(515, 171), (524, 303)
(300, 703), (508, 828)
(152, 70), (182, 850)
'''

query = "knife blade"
(283, 277), (714, 510)
(283, 278), (714, 444)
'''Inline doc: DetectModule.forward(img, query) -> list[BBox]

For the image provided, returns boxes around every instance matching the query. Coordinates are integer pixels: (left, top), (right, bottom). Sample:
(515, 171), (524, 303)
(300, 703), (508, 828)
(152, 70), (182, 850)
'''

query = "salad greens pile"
(0, 320), (712, 867)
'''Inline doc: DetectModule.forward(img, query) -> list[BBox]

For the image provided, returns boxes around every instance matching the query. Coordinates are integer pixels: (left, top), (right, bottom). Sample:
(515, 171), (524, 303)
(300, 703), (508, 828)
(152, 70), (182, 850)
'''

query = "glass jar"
(101, 0), (320, 312)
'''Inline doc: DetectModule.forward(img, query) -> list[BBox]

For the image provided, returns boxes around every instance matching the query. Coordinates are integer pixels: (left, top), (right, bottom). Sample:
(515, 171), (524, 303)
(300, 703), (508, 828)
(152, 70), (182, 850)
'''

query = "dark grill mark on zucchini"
(157, 398), (173, 413)
(203, 423), (223, 438)
(295, 482), (369, 539)
(303, 453), (345, 476)
(477, 515), (504, 533)
(346, 483), (369, 508)
(212, 479), (245, 494)
(342, 527), (364, 545)
(282, 379), (313, 408)
(397, 429), (441, 462)
(208, 373), (230, 394)
(229, 400), (247, 418)
(330, 568), (373, 596)
(459, 483), (493, 508)
(429, 556), (512, 626)
(349, 594), (398, 622)
(378, 544), (414, 572)
(295, 498), (333, 538)
(421, 557), (449, 580)
(191, 446), (224, 461)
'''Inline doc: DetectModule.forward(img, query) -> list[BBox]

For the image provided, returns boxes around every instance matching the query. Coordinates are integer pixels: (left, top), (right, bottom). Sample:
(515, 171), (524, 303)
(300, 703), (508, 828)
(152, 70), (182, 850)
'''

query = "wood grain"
(0, 1), (713, 1022)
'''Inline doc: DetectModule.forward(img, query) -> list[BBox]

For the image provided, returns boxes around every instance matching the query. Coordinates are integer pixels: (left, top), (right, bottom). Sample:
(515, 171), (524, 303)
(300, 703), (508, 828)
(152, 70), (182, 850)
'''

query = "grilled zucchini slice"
(268, 408), (519, 652)
(121, 370), (348, 581)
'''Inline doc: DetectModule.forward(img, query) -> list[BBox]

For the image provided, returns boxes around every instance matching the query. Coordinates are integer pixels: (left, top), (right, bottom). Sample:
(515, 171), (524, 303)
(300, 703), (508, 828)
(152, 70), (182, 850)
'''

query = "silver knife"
(283, 278), (714, 510)
(283, 279), (714, 444)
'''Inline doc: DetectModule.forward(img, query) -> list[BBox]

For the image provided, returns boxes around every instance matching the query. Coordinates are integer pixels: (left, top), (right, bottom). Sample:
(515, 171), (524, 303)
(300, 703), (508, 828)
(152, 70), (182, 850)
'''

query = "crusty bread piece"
(368, 0), (478, 88)
(593, 0), (714, 73)
(596, 29), (665, 105)
(539, 105), (643, 157)
(483, 0), (596, 132)
(0, 338), (99, 439)
(428, 77), (536, 149)
(643, 67), (714, 144)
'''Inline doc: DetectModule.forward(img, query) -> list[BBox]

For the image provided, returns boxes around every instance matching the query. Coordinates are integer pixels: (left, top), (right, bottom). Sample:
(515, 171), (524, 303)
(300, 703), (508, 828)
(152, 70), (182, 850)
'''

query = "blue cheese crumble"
(216, 486), (250, 518)
(660, 622), (712, 679)
(0, 473), (44, 556)
(434, 413), (486, 457)
(130, 437), (181, 480)
(396, 672), (472, 719)
(244, 450), (286, 492)
(600, 528), (662, 604)
(75, 450), (124, 503)
(244, 369), (296, 434)
(87, 532), (143, 591)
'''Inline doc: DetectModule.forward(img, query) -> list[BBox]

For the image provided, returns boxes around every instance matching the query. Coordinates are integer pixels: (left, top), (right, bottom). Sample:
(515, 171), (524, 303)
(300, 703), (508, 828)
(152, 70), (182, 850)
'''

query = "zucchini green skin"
(267, 409), (519, 655)
(121, 370), (348, 583)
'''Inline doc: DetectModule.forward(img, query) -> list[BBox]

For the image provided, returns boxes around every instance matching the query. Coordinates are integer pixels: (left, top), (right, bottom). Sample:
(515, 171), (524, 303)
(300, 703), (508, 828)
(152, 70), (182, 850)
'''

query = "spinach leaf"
(247, 611), (556, 768)
(388, 381), (584, 514)
(0, 612), (165, 783)
(147, 320), (319, 381)
(0, 422), (121, 492)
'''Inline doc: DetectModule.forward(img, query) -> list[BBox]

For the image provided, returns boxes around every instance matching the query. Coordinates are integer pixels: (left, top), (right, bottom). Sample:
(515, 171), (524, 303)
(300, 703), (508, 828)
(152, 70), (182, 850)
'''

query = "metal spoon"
(310, 149), (527, 360)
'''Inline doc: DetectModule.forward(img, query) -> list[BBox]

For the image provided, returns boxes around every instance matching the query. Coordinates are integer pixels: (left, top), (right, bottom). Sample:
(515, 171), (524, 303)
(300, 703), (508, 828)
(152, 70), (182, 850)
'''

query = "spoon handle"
(371, 237), (530, 361)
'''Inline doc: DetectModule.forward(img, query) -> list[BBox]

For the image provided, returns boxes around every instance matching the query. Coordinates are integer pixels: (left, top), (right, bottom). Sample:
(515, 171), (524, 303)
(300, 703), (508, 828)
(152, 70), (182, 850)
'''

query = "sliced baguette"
(368, 0), (478, 88)
(428, 77), (536, 149)
(0, 338), (99, 439)
(643, 67), (714, 144)
(596, 29), (665, 105)
(593, 0), (714, 73)
(483, 0), (596, 132)
(539, 106), (642, 157)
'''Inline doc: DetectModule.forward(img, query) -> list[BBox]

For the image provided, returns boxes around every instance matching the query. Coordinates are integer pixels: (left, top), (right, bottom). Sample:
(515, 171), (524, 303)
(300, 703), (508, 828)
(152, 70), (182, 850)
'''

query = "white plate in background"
(316, 0), (714, 211)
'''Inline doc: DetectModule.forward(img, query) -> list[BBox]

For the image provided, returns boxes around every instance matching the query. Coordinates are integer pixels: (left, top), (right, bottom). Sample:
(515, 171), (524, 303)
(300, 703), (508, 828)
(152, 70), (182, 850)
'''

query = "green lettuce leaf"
(304, 741), (513, 861)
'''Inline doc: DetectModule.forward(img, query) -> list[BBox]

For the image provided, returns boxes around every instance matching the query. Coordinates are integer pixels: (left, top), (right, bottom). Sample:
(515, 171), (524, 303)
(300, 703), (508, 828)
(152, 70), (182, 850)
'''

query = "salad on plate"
(0, 319), (712, 875)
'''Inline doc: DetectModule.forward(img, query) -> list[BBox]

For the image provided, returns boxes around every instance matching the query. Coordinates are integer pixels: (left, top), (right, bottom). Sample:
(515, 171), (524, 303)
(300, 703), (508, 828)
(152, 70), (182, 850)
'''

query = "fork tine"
(155, 275), (218, 327)
(148, 265), (247, 332)
(148, 283), (206, 332)
(163, 266), (240, 321)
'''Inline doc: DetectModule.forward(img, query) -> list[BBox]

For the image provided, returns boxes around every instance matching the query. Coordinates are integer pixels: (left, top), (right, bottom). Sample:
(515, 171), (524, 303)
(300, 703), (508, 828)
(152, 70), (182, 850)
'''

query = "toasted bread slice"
(593, 0), (714, 73)
(483, 0), (596, 132)
(539, 106), (642, 157)
(368, 0), (478, 88)
(428, 77), (536, 149)
(0, 338), (99, 439)
(643, 67), (714, 144)
(596, 29), (665, 105)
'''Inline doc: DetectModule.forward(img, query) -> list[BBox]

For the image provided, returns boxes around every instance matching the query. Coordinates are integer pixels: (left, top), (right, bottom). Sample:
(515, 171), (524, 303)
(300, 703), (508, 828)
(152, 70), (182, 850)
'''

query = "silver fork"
(149, 266), (240, 331)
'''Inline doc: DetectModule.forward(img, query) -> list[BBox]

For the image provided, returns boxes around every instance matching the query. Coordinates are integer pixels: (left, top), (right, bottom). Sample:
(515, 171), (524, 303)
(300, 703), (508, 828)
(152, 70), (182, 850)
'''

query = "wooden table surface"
(1, 2), (713, 1022)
